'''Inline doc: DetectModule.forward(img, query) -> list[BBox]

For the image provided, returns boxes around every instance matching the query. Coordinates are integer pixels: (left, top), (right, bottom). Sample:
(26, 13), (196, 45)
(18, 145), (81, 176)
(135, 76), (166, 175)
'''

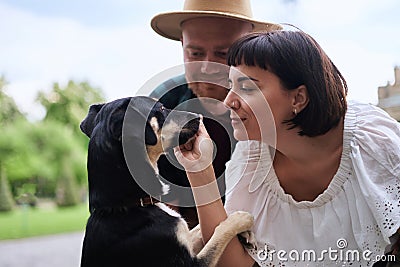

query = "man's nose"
(200, 60), (221, 75)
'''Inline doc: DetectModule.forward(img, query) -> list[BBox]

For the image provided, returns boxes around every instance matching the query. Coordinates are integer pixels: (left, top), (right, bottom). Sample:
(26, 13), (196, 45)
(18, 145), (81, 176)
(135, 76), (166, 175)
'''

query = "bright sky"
(1, 0), (399, 120)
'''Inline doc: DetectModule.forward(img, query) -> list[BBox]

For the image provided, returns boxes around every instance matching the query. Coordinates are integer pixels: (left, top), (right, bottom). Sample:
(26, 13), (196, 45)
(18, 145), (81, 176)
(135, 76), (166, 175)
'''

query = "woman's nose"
(224, 91), (239, 110)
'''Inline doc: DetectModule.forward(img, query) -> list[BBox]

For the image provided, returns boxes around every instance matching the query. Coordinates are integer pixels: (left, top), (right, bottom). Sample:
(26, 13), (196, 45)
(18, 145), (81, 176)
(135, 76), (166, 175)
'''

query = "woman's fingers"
(197, 119), (210, 138)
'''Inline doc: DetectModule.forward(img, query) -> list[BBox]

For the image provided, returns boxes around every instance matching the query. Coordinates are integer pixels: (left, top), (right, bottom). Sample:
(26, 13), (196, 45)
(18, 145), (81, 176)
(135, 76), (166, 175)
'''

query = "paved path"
(0, 232), (84, 267)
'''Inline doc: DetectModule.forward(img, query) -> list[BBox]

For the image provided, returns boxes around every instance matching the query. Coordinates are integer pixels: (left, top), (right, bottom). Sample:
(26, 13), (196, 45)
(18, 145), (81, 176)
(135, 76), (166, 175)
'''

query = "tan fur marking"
(160, 120), (180, 148)
(146, 118), (182, 170)
(146, 136), (163, 173)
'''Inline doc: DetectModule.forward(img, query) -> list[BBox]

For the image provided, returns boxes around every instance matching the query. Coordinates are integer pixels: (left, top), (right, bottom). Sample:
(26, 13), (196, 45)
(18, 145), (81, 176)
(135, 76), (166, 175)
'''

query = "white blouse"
(224, 101), (400, 267)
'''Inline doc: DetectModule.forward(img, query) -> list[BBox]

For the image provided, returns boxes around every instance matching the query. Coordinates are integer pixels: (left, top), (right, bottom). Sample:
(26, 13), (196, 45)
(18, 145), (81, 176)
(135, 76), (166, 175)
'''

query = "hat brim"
(151, 11), (282, 41)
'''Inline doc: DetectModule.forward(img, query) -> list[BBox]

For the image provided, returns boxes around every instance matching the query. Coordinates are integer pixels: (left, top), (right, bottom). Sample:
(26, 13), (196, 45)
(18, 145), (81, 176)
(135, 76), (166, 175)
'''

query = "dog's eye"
(158, 106), (169, 115)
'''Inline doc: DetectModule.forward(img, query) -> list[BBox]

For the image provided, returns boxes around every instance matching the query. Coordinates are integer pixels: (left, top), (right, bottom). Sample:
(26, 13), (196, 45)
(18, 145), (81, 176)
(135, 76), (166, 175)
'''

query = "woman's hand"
(174, 119), (214, 173)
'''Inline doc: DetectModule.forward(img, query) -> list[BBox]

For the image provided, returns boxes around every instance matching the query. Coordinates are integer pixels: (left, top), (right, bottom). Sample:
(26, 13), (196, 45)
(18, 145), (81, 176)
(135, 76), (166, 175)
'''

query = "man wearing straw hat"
(150, 0), (281, 229)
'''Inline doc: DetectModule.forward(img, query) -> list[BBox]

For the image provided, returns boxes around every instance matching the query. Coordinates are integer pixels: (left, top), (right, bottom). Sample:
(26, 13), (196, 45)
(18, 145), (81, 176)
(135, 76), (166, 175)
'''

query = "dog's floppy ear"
(80, 103), (104, 138)
(123, 102), (157, 146)
(144, 121), (157, 146)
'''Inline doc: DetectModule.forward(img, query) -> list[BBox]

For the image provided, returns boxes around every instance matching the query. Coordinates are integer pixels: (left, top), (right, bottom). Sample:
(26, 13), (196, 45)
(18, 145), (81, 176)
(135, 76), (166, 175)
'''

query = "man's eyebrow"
(184, 44), (203, 50)
(237, 76), (259, 82)
(214, 45), (230, 50)
(184, 44), (229, 51)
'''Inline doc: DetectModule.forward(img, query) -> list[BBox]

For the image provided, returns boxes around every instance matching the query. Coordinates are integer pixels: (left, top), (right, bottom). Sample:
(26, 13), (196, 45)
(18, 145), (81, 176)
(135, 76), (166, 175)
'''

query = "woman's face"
(225, 65), (294, 143)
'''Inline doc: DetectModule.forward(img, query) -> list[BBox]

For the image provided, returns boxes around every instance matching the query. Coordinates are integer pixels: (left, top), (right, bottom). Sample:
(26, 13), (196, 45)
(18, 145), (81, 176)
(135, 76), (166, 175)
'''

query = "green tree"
(0, 78), (97, 206)
(56, 157), (80, 207)
(0, 165), (15, 212)
(0, 120), (87, 198)
(37, 80), (105, 131)
(0, 76), (25, 126)
(30, 79), (104, 201)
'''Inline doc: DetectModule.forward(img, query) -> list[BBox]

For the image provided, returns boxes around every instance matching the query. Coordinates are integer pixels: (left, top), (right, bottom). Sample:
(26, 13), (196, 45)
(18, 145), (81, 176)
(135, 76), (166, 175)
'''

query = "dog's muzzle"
(179, 116), (201, 145)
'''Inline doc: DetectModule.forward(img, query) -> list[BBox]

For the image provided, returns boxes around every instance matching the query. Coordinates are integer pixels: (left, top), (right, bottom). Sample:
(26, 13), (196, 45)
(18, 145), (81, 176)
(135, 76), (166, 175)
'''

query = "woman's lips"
(231, 116), (245, 125)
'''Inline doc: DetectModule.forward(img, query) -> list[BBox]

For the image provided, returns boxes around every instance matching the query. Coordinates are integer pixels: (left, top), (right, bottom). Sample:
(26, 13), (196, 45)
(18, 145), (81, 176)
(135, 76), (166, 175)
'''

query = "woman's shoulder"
(347, 100), (399, 128)
(346, 100), (400, 174)
(346, 101), (400, 241)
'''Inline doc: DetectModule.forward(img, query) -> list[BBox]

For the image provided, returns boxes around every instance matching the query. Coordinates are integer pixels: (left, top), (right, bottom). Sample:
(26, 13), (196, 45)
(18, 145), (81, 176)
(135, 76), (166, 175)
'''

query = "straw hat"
(151, 0), (282, 41)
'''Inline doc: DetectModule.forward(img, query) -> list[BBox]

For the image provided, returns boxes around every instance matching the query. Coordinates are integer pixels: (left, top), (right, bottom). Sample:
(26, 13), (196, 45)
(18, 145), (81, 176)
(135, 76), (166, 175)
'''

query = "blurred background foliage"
(0, 75), (105, 212)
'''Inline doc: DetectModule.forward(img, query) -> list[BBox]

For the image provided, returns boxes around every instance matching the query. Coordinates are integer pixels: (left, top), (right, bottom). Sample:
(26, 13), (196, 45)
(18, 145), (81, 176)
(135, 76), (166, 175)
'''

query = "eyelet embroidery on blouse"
(366, 224), (381, 236)
(371, 180), (400, 237)
(385, 183), (400, 208)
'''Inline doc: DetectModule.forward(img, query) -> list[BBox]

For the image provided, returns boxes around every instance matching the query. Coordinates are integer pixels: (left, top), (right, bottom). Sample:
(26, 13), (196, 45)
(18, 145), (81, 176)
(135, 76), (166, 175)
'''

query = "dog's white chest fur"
(156, 203), (195, 256)
(155, 202), (181, 217)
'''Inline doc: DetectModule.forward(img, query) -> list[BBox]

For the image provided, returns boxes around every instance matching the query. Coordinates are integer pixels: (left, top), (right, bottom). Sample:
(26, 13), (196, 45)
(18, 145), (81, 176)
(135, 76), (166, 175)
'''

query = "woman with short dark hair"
(175, 30), (400, 267)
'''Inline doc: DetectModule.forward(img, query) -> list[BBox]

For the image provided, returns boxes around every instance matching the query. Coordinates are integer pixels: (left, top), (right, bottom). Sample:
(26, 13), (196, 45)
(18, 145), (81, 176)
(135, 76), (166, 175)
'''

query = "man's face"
(181, 17), (252, 102)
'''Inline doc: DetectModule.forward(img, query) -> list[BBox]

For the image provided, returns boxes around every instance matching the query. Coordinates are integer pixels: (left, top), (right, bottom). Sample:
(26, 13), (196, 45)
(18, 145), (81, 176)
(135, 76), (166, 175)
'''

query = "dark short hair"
(227, 30), (348, 137)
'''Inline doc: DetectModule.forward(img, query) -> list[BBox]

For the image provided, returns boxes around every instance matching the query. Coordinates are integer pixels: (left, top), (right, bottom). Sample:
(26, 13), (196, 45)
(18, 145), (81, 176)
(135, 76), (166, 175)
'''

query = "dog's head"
(80, 96), (200, 211)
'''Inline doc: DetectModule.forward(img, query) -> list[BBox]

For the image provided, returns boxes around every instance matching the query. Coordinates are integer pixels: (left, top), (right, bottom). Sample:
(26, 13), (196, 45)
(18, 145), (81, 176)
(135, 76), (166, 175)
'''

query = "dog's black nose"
(179, 115), (200, 145)
(183, 116), (200, 131)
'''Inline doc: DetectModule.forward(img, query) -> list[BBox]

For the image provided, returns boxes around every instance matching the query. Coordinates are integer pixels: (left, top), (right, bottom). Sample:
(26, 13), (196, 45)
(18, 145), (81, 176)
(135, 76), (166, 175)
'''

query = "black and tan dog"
(79, 96), (254, 267)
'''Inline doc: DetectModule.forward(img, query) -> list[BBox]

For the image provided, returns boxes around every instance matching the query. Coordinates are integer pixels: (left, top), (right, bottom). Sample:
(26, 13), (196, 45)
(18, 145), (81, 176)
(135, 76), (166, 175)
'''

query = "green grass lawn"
(0, 203), (89, 240)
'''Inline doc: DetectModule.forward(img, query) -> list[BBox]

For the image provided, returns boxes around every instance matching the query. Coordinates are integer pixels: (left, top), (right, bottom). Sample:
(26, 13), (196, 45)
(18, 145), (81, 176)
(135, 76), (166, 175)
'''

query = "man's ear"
(80, 103), (104, 138)
(291, 85), (309, 113)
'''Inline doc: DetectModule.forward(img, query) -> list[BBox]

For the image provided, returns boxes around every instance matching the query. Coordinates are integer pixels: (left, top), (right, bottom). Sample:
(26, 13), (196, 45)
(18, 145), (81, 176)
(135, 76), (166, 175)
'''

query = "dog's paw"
(237, 230), (257, 250)
(190, 224), (204, 255)
(220, 211), (254, 234)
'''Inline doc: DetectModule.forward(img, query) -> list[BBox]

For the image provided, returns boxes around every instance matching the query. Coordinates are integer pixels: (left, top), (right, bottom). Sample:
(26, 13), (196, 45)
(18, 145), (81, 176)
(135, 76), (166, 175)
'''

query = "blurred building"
(378, 66), (400, 121)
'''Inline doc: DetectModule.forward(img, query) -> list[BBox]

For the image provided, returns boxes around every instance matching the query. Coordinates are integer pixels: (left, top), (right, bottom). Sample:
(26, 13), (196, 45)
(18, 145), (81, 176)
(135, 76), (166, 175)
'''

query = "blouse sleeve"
(350, 101), (400, 242)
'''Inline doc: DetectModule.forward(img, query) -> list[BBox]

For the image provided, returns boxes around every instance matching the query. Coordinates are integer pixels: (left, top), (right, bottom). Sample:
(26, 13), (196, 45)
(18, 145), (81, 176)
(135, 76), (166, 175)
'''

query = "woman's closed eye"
(239, 82), (257, 93)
